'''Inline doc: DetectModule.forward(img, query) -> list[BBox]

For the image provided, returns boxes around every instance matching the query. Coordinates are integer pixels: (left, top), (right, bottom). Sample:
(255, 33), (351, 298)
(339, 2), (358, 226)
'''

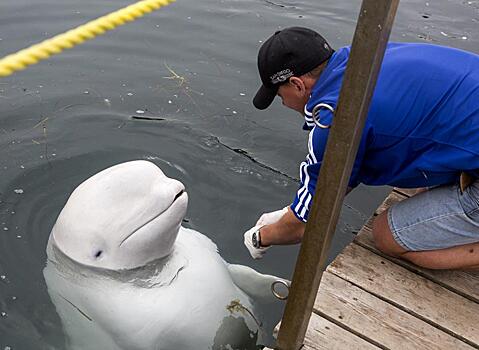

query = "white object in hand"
(244, 225), (270, 259)
(256, 206), (289, 226)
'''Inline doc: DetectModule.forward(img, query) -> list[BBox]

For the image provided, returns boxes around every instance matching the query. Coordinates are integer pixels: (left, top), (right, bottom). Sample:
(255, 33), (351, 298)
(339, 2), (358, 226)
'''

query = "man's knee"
(372, 210), (406, 256)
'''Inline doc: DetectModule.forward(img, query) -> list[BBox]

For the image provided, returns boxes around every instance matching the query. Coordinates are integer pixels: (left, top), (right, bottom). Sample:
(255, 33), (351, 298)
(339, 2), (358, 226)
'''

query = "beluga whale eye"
(94, 250), (103, 259)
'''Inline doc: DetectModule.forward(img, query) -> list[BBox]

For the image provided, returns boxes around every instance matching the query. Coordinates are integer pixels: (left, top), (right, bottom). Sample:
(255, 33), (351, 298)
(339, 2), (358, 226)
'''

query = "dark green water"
(0, 0), (477, 348)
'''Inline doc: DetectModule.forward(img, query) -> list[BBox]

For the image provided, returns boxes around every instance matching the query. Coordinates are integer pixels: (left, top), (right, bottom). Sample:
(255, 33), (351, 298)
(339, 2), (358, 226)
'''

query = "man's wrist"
(258, 225), (271, 247)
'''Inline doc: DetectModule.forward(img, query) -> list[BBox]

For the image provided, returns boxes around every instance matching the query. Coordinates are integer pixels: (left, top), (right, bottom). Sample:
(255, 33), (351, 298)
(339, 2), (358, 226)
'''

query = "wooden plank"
(394, 187), (418, 197)
(374, 190), (407, 215)
(274, 313), (380, 350)
(327, 243), (479, 346)
(313, 271), (475, 350)
(266, 314), (380, 350)
(355, 215), (479, 303)
(303, 312), (381, 350)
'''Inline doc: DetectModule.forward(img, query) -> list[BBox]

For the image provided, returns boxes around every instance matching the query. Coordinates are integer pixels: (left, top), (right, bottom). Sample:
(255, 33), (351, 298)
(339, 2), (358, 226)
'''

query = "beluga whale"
(43, 160), (287, 350)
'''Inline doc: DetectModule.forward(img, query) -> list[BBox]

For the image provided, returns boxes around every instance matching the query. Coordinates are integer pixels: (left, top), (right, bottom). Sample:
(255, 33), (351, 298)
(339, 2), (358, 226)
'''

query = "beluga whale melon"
(43, 160), (287, 350)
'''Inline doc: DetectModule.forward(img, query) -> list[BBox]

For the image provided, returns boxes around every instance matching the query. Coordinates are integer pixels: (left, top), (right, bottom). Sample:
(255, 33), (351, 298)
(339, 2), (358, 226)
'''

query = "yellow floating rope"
(0, 0), (175, 77)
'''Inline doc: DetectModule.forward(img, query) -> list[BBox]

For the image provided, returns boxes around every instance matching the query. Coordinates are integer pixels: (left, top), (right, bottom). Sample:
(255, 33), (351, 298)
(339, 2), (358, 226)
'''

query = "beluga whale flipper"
(43, 160), (288, 350)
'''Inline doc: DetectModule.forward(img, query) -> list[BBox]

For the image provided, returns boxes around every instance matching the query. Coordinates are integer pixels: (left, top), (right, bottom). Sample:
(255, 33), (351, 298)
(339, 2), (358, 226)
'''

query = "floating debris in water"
(136, 110), (145, 114)
(440, 31), (468, 40)
(417, 33), (434, 41)
(13, 189), (23, 194)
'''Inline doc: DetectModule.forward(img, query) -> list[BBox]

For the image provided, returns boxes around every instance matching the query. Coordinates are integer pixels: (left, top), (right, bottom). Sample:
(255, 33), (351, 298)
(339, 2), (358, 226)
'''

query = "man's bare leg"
(372, 210), (479, 270)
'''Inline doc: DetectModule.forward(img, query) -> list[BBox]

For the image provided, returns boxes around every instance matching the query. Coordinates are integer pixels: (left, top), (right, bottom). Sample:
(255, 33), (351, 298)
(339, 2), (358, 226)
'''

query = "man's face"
(277, 78), (309, 114)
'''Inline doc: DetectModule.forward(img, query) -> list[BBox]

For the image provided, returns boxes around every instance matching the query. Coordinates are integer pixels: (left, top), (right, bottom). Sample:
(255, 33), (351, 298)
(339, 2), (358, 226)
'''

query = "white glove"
(256, 206), (289, 226)
(244, 225), (270, 259)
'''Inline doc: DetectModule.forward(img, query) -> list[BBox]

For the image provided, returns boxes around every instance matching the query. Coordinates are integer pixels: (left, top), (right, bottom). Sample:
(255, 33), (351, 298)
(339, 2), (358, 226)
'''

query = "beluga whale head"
(51, 160), (188, 270)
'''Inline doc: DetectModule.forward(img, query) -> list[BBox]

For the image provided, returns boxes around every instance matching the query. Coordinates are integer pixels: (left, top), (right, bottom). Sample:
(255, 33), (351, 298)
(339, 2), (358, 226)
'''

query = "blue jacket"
(292, 43), (479, 222)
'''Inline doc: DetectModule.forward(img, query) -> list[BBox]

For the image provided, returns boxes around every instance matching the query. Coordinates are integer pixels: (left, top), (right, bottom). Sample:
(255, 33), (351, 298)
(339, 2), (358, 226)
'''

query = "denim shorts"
(388, 180), (479, 251)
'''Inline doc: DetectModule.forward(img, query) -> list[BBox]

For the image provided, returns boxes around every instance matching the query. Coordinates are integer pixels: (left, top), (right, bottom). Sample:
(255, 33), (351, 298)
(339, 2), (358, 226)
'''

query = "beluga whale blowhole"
(43, 160), (287, 350)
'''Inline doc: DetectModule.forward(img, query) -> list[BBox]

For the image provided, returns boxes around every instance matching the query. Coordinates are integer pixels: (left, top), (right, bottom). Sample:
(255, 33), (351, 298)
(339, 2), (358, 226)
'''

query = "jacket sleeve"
(290, 116), (372, 223)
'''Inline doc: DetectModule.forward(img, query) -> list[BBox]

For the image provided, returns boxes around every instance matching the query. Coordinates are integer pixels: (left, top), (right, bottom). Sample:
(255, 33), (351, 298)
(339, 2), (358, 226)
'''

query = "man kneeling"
(243, 27), (479, 270)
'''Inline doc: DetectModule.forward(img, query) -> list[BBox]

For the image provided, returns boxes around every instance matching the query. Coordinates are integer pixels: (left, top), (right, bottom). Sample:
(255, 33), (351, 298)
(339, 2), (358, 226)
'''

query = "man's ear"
(288, 76), (305, 92)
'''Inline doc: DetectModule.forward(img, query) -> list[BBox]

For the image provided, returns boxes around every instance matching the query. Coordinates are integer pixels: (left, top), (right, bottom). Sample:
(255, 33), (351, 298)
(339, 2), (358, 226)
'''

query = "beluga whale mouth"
(119, 186), (187, 247)
(173, 189), (185, 202)
(51, 160), (189, 270)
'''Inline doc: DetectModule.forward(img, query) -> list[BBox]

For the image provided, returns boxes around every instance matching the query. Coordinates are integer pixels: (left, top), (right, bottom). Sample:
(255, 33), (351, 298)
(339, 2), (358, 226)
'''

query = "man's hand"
(243, 206), (289, 259)
(260, 207), (306, 246)
(243, 206), (306, 259)
(244, 225), (270, 259)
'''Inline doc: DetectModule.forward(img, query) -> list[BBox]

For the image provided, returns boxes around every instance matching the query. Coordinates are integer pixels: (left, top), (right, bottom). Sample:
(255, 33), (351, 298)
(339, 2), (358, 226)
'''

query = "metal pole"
(275, 1), (399, 349)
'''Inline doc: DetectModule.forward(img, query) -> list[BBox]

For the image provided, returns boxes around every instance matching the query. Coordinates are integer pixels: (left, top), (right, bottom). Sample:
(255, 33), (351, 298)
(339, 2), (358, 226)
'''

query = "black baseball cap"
(253, 27), (334, 110)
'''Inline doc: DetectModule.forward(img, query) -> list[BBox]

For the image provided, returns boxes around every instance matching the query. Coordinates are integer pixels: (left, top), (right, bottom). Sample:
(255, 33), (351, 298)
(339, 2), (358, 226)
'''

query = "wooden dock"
(268, 189), (479, 350)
